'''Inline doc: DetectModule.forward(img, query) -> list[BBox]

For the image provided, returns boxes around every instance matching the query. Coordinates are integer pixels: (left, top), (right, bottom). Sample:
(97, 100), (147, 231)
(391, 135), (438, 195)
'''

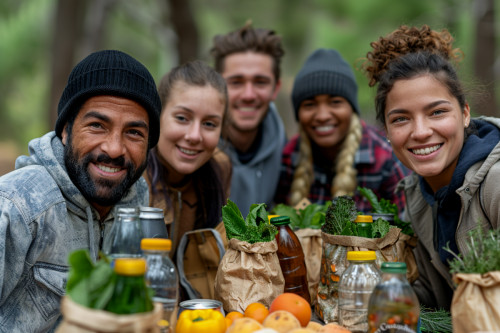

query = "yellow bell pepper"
(175, 308), (226, 333)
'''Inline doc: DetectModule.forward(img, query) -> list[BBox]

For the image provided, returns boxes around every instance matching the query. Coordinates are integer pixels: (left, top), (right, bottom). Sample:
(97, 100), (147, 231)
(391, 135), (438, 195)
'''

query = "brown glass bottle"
(270, 216), (311, 303)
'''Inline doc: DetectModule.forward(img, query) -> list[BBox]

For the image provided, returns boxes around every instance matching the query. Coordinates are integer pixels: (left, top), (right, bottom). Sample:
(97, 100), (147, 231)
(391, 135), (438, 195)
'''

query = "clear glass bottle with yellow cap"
(354, 215), (373, 238)
(105, 258), (153, 314)
(338, 251), (381, 332)
(141, 238), (178, 326)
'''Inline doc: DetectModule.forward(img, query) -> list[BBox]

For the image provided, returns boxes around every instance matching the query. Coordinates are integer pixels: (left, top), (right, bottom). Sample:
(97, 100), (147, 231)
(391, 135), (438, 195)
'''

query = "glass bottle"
(141, 238), (179, 325)
(105, 258), (153, 314)
(270, 215), (311, 303)
(367, 262), (420, 333)
(103, 206), (143, 262)
(355, 215), (373, 238)
(338, 251), (381, 332)
(140, 206), (168, 239)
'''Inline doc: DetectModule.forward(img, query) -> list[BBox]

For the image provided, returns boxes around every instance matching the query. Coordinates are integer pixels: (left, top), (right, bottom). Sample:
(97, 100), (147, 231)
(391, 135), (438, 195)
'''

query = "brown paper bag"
(295, 228), (322, 304)
(451, 271), (500, 333)
(214, 238), (285, 313)
(56, 296), (163, 333)
(316, 228), (401, 323)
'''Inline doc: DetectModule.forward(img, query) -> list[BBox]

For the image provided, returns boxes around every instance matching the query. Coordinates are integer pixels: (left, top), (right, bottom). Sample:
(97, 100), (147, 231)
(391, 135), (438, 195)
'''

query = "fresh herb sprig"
(420, 306), (452, 333)
(222, 199), (277, 243)
(444, 226), (500, 275)
(358, 186), (414, 236)
(322, 196), (358, 236)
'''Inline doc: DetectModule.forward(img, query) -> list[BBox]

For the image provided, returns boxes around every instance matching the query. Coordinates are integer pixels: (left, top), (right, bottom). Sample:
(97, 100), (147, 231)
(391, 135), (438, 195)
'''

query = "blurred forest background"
(0, 0), (498, 175)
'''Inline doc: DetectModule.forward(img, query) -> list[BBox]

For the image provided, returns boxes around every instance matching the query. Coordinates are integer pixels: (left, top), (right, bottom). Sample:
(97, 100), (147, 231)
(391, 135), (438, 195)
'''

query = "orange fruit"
(225, 317), (233, 329)
(244, 302), (270, 324)
(226, 311), (244, 321)
(269, 293), (312, 327)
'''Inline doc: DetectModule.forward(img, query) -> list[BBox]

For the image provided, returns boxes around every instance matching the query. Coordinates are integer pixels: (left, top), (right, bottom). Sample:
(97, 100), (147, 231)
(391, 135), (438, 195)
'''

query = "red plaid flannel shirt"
(274, 121), (410, 213)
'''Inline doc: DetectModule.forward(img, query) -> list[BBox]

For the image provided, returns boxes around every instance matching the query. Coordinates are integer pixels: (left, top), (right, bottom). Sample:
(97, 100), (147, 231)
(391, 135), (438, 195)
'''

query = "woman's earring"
(387, 138), (391, 143)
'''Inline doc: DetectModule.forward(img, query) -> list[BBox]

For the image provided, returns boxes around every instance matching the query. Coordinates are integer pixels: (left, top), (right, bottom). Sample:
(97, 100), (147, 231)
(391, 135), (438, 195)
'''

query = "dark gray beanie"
(291, 48), (359, 120)
(55, 50), (162, 148)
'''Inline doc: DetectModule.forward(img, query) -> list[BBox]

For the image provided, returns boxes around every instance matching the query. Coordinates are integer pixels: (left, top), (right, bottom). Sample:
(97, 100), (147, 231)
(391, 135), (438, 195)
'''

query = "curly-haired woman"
(364, 25), (500, 310)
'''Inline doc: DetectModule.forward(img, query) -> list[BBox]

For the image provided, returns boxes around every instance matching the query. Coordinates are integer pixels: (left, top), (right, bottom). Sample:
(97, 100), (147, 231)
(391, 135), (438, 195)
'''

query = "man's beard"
(64, 137), (147, 207)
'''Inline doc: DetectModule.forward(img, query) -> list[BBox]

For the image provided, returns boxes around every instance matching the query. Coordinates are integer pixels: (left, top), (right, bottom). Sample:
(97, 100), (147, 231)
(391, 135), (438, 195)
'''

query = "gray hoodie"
(219, 103), (286, 215)
(0, 132), (148, 332)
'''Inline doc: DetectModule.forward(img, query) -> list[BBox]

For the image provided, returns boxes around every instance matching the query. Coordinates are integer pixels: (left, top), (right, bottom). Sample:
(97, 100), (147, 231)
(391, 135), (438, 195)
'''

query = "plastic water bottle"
(367, 262), (420, 333)
(270, 215), (311, 303)
(338, 251), (381, 332)
(103, 206), (143, 262)
(141, 238), (179, 325)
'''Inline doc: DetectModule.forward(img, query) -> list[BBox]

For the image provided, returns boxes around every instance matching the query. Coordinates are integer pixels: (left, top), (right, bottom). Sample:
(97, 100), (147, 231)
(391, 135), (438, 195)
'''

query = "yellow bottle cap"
(114, 258), (146, 276)
(346, 250), (376, 261)
(268, 215), (280, 223)
(141, 238), (172, 251)
(355, 215), (373, 223)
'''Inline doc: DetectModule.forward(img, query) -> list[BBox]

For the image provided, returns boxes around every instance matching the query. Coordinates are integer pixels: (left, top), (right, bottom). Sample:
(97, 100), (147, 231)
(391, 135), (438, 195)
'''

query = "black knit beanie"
(55, 50), (162, 148)
(291, 48), (359, 120)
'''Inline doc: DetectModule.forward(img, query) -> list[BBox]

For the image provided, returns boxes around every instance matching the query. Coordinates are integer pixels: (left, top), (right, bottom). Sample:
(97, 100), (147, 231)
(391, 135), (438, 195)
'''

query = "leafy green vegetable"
(420, 306), (452, 333)
(222, 199), (277, 243)
(66, 249), (116, 309)
(322, 196), (358, 236)
(371, 218), (390, 238)
(272, 201), (330, 229)
(445, 226), (500, 275)
(358, 186), (414, 236)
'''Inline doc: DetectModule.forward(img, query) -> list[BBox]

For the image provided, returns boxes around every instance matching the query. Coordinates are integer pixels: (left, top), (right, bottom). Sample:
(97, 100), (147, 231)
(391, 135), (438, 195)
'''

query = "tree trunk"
(473, 0), (497, 117)
(167, 0), (199, 64)
(48, 0), (87, 131)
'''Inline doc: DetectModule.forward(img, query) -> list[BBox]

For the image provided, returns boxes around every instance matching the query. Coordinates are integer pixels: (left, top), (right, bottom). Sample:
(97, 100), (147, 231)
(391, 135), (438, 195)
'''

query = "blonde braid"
(332, 114), (362, 197)
(289, 126), (314, 206)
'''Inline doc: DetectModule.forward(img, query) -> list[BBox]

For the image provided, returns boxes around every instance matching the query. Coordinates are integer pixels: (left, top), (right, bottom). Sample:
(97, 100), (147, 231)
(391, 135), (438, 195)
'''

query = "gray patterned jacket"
(0, 132), (148, 332)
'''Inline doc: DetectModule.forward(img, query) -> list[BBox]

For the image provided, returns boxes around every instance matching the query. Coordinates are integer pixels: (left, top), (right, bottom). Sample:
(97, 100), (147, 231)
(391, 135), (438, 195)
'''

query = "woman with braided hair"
(274, 48), (408, 213)
(364, 25), (500, 310)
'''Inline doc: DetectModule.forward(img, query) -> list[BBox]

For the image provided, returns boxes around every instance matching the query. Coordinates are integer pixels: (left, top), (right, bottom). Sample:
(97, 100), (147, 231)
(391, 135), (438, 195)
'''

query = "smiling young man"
(211, 23), (286, 214)
(0, 50), (161, 332)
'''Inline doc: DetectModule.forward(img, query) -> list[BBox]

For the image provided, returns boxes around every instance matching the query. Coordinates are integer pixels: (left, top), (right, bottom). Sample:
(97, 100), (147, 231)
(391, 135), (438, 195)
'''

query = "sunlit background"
(0, 0), (498, 174)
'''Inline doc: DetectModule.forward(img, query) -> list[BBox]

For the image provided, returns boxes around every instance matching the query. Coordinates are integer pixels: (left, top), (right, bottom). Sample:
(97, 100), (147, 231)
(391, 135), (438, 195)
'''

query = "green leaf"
(88, 261), (115, 309)
(222, 199), (247, 240)
(66, 249), (94, 292)
(357, 186), (383, 212)
(68, 278), (90, 307)
(245, 203), (268, 227)
(372, 218), (390, 238)
(272, 204), (300, 227)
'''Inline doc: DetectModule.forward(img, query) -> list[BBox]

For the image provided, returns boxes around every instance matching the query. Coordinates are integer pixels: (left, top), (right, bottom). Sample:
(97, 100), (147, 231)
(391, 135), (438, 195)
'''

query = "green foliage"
(322, 196), (358, 236)
(271, 201), (330, 229)
(66, 249), (116, 309)
(222, 200), (277, 243)
(371, 218), (390, 238)
(445, 226), (500, 275)
(420, 306), (452, 333)
(358, 186), (414, 236)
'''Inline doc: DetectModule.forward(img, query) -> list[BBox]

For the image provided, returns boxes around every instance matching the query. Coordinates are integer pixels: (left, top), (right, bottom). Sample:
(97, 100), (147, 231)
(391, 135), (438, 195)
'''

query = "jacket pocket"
(31, 262), (68, 320)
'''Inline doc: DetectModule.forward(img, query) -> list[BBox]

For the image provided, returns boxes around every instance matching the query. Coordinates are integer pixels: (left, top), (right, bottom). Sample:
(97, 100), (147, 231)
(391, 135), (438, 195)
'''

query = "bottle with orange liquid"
(270, 215), (311, 303)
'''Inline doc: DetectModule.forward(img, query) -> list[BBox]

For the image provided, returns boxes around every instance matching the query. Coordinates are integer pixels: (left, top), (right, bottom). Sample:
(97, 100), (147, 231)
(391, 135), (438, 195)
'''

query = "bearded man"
(0, 50), (161, 332)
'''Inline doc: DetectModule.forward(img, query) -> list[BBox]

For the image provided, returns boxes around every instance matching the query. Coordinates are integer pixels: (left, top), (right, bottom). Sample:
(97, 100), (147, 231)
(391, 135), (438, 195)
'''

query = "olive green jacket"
(399, 116), (500, 310)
